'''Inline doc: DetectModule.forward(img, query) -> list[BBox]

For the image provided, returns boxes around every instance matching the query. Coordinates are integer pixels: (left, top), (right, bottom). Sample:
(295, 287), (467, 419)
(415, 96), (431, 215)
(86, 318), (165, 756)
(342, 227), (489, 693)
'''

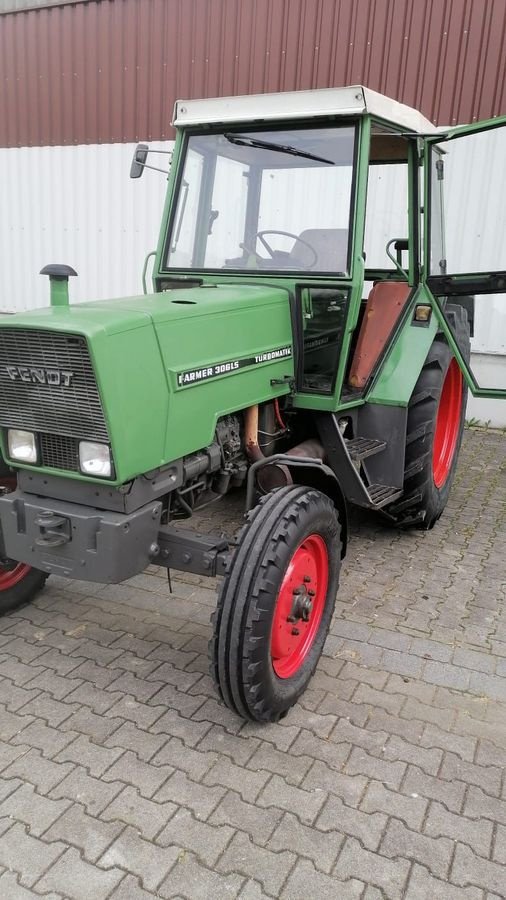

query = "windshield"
(164, 125), (356, 274)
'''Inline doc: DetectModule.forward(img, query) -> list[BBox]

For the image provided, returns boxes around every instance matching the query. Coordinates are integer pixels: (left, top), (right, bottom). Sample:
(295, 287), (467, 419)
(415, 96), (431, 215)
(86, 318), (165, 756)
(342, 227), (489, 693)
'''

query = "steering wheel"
(241, 230), (318, 268)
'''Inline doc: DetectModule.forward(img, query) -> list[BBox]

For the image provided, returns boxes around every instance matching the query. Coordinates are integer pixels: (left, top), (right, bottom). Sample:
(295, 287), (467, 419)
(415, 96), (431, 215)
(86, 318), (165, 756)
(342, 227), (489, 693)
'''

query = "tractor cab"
(148, 86), (428, 408)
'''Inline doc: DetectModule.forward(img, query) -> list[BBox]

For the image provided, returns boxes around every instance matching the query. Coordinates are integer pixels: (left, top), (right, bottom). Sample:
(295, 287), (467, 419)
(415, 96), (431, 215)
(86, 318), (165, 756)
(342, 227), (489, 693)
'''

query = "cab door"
(424, 117), (506, 399)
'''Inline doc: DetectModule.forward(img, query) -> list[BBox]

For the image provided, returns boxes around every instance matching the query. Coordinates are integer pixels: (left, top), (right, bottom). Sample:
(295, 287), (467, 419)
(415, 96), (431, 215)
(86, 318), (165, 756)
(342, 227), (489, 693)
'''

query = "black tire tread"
(210, 486), (341, 722)
(385, 304), (470, 528)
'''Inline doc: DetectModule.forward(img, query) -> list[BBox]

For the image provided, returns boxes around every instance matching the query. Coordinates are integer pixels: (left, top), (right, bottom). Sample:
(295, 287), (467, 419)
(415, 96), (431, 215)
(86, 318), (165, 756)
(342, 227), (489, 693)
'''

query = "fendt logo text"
(5, 365), (74, 387)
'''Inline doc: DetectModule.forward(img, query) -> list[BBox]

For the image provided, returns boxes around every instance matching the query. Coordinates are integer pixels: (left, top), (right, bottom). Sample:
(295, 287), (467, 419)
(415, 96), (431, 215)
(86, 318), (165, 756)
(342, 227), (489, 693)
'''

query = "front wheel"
(0, 473), (48, 615)
(210, 486), (341, 722)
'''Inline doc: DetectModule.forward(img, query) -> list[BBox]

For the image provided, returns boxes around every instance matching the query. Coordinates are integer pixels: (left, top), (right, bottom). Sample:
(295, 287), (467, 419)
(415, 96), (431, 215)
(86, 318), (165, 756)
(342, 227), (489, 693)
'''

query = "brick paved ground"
(0, 428), (504, 899)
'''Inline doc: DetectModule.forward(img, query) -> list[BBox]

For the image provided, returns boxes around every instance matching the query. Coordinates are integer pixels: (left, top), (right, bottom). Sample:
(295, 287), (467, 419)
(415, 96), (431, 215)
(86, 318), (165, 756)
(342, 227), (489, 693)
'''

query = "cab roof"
(173, 85), (439, 135)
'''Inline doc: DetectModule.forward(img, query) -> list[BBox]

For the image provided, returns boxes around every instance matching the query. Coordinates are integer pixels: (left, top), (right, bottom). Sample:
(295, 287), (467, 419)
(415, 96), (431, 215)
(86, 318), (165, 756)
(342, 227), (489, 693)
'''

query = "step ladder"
(316, 414), (404, 510)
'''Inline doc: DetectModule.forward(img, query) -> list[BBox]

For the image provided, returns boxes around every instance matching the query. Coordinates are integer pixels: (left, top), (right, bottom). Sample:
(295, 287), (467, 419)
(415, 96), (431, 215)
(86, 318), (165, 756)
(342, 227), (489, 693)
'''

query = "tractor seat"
(348, 281), (412, 389)
(289, 228), (349, 272)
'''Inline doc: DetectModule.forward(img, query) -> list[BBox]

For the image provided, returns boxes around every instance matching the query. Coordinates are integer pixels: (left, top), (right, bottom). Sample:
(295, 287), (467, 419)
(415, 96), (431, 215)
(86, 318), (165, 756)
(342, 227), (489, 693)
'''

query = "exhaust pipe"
(256, 438), (325, 493)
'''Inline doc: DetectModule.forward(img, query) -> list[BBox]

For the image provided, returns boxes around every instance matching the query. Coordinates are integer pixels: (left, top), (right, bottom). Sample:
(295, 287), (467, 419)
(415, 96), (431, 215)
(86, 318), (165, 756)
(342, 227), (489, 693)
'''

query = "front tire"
(0, 472), (48, 615)
(0, 563), (48, 616)
(210, 486), (341, 722)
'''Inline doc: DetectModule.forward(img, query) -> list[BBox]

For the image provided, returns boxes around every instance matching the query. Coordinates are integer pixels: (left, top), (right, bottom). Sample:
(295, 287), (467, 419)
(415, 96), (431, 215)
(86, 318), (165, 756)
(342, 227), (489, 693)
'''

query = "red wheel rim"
(270, 533), (329, 679)
(432, 358), (463, 489)
(0, 476), (32, 590)
(0, 561), (32, 590)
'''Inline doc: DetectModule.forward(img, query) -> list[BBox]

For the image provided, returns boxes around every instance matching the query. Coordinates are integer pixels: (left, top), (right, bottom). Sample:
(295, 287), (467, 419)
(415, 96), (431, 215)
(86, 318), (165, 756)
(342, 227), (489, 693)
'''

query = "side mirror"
(130, 143), (149, 179)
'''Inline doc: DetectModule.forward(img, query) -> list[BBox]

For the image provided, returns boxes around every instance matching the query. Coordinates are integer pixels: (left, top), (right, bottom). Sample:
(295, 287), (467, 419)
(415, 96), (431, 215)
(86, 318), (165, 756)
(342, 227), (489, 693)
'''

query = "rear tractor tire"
(385, 304), (470, 528)
(210, 486), (341, 722)
(0, 474), (48, 615)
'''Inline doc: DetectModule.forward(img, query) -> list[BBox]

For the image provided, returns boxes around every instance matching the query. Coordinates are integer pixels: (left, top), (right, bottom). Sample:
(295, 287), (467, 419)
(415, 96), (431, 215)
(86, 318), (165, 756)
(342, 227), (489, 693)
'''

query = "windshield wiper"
(224, 133), (335, 165)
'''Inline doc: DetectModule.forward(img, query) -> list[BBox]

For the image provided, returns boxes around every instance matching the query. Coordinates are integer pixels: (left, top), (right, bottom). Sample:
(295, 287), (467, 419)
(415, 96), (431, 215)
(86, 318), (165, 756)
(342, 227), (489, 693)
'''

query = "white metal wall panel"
(0, 142), (172, 311)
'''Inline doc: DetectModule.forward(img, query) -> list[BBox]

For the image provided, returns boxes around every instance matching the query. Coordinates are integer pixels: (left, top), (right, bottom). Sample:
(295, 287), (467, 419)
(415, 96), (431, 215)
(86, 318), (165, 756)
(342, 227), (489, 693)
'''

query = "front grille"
(39, 433), (80, 472)
(0, 328), (109, 442)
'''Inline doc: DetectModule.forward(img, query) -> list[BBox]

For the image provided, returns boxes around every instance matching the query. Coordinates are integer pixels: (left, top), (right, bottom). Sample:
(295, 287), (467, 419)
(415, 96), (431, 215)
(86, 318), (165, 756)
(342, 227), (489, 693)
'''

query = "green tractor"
(0, 86), (504, 721)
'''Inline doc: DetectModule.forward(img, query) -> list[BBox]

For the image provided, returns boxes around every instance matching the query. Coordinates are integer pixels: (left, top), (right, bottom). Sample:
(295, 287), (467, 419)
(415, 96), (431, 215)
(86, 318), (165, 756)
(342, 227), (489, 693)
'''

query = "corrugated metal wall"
(1, 0), (506, 148)
(0, 141), (170, 309)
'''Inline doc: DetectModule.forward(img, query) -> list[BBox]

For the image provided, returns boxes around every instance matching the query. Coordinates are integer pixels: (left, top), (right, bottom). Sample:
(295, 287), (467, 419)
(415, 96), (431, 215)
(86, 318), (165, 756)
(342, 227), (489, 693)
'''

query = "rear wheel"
(385, 305), (470, 528)
(210, 486), (341, 722)
(0, 474), (47, 615)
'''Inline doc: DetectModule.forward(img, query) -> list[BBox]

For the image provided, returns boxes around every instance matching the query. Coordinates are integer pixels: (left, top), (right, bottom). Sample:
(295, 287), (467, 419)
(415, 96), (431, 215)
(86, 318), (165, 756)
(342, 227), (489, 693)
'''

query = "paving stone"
(440, 751), (502, 796)
(102, 750), (173, 798)
(10, 720), (77, 758)
(493, 823), (506, 864)
(55, 734), (124, 777)
(159, 852), (243, 900)
(257, 773), (327, 824)
(204, 758), (270, 803)
(152, 736), (216, 780)
(0, 782), (70, 836)
(100, 784), (177, 840)
(289, 728), (350, 771)
(154, 770), (226, 820)
(209, 790), (283, 845)
(451, 842), (506, 894)
(380, 817), (454, 879)
(246, 742), (313, 785)
(281, 859), (364, 899)
(316, 794), (388, 851)
(405, 863), (485, 899)
(302, 760), (368, 807)
(197, 724), (259, 764)
(464, 787), (506, 825)
(345, 746), (406, 789)
(352, 682), (404, 715)
(334, 836), (410, 900)
(151, 708), (213, 747)
(419, 723), (477, 761)
(43, 801), (124, 863)
(157, 806), (234, 867)
(0, 680), (42, 713)
(100, 825), (180, 892)
(0, 871), (62, 900)
(267, 810), (342, 873)
(424, 800), (493, 858)
(109, 874), (158, 900)
(59, 707), (124, 741)
(3, 748), (74, 794)
(0, 821), (65, 887)
(360, 780), (428, 830)
(383, 734), (443, 775)
(37, 845), (124, 899)
(403, 764), (466, 813)
(50, 766), (124, 816)
(104, 695), (167, 729)
(217, 830), (295, 897)
(103, 719), (169, 762)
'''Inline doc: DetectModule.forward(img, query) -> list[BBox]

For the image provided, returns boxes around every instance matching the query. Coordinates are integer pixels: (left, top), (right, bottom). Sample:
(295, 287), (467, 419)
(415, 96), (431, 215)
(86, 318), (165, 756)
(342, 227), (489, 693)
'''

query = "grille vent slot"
(0, 328), (109, 442)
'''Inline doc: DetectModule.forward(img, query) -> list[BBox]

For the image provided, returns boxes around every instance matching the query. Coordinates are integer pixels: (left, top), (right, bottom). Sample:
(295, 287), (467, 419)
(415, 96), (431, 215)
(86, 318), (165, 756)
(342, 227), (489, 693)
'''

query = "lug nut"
(291, 628), (300, 636)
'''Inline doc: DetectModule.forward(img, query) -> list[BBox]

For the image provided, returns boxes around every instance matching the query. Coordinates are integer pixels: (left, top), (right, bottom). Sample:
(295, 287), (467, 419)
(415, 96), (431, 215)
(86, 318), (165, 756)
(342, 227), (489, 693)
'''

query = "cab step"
(368, 484), (404, 507)
(346, 437), (387, 461)
(316, 413), (404, 512)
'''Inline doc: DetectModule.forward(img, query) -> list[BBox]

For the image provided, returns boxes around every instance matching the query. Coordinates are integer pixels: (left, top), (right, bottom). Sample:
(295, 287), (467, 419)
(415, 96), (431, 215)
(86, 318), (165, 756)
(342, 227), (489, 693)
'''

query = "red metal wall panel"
(1, 0), (506, 147)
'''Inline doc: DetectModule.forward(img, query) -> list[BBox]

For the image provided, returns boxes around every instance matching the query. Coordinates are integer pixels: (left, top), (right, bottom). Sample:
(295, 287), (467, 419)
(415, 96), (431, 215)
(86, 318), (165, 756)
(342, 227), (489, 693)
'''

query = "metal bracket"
(152, 525), (232, 577)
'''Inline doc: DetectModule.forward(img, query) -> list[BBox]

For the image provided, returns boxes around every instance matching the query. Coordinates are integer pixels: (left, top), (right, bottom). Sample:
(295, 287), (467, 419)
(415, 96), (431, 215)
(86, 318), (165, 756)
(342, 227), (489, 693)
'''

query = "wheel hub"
(270, 534), (329, 679)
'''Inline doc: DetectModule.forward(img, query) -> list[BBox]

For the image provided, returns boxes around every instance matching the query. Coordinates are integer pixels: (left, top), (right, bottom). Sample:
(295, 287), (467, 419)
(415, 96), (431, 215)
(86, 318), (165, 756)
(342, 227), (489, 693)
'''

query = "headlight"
(79, 441), (112, 478)
(8, 429), (38, 464)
